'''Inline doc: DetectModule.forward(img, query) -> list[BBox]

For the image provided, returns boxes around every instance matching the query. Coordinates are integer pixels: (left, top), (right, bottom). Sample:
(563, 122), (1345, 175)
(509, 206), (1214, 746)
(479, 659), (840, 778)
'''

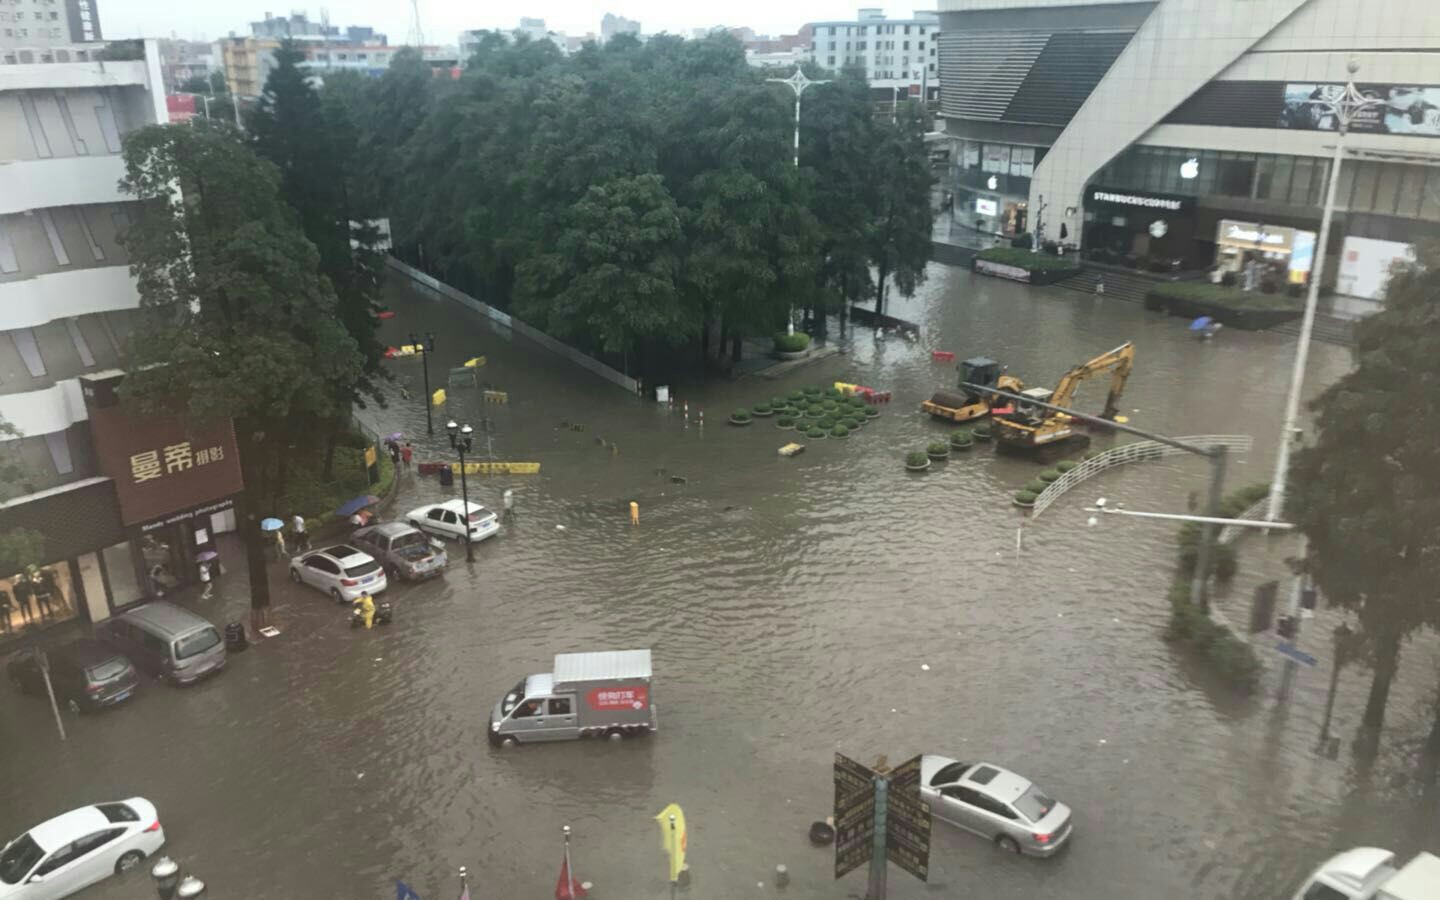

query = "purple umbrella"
(195, 550), (219, 562)
(385, 432), (404, 443)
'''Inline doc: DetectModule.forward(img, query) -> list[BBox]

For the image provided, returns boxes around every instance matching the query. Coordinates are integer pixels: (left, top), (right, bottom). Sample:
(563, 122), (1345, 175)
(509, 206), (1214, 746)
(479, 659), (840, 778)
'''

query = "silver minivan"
(99, 602), (226, 686)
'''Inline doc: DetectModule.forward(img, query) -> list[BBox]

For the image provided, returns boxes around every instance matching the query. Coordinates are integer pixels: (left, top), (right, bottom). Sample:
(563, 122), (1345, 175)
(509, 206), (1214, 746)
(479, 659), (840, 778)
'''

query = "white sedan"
(0, 798), (165, 899)
(406, 500), (499, 544)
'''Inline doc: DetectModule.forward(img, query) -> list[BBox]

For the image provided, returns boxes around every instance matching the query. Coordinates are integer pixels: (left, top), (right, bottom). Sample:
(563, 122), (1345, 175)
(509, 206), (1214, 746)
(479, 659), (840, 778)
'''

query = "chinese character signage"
(586, 685), (649, 711)
(1281, 83), (1440, 137)
(83, 375), (244, 527)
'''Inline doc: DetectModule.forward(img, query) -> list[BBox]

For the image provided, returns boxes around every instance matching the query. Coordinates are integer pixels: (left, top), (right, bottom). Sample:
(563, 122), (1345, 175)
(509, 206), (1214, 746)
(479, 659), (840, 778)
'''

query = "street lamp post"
(766, 66), (830, 169)
(151, 857), (180, 900)
(409, 331), (436, 435)
(1266, 63), (1383, 523)
(447, 420), (475, 562)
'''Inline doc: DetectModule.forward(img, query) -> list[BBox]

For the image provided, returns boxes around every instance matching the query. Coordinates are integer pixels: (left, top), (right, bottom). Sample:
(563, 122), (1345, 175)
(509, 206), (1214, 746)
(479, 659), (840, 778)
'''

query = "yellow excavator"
(993, 342), (1136, 454)
(921, 357), (1024, 423)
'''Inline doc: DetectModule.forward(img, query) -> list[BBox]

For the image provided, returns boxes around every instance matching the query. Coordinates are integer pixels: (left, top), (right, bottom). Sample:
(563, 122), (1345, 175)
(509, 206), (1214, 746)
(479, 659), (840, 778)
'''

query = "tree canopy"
(322, 34), (933, 377)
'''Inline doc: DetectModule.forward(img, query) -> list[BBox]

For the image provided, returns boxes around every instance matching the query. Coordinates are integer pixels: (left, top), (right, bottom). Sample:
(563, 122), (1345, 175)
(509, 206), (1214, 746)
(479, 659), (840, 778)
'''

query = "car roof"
(54, 639), (126, 668)
(964, 763), (1032, 801)
(317, 544), (372, 563)
(359, 521), (416, 538)
(439, 499), (487, 513)
(1312, 848), (1396, 894)
(29, 806), (108, 852)
(121, 601), (213, 634)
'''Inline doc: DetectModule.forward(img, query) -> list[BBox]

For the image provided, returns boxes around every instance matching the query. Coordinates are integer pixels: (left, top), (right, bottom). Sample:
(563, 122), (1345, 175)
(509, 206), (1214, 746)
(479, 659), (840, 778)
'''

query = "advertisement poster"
(587, 685), (649, 711)
(1280, 83), (1440, 136)
(1337, 236), (1416, 300)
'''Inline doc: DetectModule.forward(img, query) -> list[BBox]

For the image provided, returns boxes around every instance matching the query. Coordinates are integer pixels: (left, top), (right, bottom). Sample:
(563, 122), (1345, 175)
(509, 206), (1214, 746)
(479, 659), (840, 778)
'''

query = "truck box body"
(489, 649), (656, 745)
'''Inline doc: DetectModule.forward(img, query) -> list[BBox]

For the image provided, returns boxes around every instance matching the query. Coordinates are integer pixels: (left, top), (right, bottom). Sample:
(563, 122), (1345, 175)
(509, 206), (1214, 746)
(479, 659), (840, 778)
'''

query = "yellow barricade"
(450, 461), (541, 475)
(394, 344), (418, 356)
(464, 356), (487, 368)
(432, 388), (447, 406)
(834, 382), (858, 395)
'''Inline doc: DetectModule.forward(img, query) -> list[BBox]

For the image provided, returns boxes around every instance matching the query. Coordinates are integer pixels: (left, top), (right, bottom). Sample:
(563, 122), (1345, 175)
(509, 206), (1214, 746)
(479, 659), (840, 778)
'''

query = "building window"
(1398, 165), (1428, 218)
(44, 432), (73, 475)
(1216, 153), (1256, 197)
(11, 329), (47, 377)
(828, 41), (835, 50)
(904, 25), (911, 34)
(65, 318), (95, 367)
(902, 41), (909, 50)
(827, 56), (835, 66)
(829, 26), (836, 35)
(918, 41), (924, 50)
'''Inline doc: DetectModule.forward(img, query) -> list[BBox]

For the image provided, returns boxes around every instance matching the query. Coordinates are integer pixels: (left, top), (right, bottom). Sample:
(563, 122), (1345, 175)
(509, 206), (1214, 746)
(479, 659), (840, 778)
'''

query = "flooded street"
(5, 262), (1439, 900)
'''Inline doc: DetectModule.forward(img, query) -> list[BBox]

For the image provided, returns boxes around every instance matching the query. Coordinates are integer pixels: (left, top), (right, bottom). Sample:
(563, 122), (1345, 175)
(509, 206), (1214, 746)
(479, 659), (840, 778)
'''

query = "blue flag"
(397, 881), (422, 900)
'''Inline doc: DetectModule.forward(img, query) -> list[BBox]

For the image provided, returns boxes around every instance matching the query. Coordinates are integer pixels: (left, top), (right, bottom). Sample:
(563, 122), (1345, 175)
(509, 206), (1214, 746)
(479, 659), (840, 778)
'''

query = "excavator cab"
(958, 357), (1001, 394)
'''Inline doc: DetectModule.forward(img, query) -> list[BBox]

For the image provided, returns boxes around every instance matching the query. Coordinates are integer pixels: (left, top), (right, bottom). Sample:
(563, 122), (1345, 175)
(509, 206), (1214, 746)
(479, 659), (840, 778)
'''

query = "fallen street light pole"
(1087, 502), (1294, 530)
(966, 383), (1234, 612)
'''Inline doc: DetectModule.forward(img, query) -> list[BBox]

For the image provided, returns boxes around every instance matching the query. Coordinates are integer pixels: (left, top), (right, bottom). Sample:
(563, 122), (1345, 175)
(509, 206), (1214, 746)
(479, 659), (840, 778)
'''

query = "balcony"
(0, 379), (88, 439)
(0, 156), (128, 215)
(0, 58), (148, 92)
(0, 266), (139, 333)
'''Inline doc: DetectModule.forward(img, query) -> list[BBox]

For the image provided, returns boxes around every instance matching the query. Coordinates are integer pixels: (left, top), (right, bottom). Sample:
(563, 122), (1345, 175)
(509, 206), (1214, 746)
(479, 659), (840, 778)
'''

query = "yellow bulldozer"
(992, 342), (1135, 455)
(921, 357), (1024, 423)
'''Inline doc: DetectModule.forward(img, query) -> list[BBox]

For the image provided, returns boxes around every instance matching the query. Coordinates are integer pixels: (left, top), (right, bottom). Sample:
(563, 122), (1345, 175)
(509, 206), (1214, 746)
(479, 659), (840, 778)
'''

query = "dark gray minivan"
(100, 602), (226, 685)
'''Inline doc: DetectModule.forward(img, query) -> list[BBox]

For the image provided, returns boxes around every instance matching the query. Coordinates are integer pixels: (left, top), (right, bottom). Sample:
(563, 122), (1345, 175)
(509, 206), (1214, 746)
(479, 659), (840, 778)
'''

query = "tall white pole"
(792, 93), (801, 168)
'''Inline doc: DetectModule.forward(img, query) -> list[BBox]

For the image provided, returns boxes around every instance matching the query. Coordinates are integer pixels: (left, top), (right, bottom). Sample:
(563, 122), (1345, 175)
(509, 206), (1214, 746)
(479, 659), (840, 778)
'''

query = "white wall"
(0, 265), (140, 332)
(0, 60), (146, 92)
(0, 156), (127, 215)
(0, 378), (87, 438)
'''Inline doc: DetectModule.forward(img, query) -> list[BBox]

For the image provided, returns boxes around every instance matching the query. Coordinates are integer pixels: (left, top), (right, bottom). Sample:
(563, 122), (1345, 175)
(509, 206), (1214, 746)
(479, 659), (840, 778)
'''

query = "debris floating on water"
(920, 664), (930, 671)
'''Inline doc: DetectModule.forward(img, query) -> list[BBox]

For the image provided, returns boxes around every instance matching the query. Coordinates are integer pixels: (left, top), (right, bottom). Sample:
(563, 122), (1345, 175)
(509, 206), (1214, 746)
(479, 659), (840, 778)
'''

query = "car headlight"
(491, 721), (500, 732)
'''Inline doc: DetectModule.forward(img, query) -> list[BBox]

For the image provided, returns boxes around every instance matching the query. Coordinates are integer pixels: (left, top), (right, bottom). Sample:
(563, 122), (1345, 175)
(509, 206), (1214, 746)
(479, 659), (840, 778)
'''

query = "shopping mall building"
(937, 0), (1440, 298)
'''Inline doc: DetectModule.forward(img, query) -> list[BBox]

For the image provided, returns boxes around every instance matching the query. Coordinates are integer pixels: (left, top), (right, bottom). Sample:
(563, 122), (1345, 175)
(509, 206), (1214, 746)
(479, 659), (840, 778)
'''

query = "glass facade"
(1093, 145), (1440, 221)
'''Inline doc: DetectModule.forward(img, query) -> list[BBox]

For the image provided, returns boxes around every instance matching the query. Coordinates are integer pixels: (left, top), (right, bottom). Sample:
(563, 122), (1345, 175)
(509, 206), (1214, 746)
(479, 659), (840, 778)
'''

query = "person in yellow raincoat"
(355, 590), (376, 629)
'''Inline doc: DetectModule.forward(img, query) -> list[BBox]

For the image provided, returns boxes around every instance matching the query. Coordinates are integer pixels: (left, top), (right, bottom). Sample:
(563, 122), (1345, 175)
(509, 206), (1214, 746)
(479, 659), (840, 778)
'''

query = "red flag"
(555, 854), (587, 900)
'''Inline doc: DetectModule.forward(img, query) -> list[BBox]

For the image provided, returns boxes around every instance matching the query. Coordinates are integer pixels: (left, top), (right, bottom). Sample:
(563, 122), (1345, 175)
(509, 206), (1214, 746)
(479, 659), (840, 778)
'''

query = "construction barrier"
(483, 390), (509, 404)
(464, 356), (487, 368)
(451, 461), (541, 475)
(932, 350), (956, 362)
(432, 388), (447, 406)
(418, 462), (447, 475)
(834, 381), (858, 395)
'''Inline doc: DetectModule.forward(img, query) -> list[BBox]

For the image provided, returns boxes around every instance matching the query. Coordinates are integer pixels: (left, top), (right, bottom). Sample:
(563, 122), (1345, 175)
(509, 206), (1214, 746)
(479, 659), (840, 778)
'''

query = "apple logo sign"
(986, 175), (998, 190)
(1180, 157), (1199, 180)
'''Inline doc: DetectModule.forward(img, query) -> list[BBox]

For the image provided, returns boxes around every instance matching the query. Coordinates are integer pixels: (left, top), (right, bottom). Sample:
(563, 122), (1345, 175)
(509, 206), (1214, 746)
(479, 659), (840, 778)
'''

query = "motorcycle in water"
(350, 600), (393, 629)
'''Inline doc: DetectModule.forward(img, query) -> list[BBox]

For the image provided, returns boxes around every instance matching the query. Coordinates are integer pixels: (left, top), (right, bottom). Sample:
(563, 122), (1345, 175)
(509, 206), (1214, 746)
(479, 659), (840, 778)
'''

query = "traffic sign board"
(834, 754), (876, 879)
(883, 755), (931, 882)
(1275, 641), (1318, 667)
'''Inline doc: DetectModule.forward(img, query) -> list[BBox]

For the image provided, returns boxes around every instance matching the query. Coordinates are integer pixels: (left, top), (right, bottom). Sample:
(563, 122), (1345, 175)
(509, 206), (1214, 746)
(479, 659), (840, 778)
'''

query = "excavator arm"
(1048, 342), (1135, 420)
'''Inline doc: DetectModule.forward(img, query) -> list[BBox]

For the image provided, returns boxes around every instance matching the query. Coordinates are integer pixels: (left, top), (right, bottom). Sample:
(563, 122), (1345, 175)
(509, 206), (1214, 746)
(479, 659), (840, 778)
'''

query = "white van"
(488, 649), (656, 746)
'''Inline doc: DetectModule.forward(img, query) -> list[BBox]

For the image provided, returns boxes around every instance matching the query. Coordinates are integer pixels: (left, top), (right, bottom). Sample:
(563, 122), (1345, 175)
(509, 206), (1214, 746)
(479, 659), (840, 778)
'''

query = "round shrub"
(1024, 479), (1048, 495)
(773, 332), (812, 353)
(771, 396), (787, 409)
(1014, 490), (1038, 506)
(777, 415), (796, 429)
(1039, 469), (1061, 483)
(817, 416), (837, 430)
(905, 451), (929, 468)
(951, 434), (973, 449)
(846, 396), (867, 410)
(831, 424), (849, 439)
(805, 404), (825, 418)
(806, 426), (826, 439)
(821, 399), (839, 410)
(927, 441), (950, 456)
(803, 386), (822, 397)
(973, 423), (992, 439)
(788, 390), (806, 402)
(843, 416), (862, 430)
(730, 409), (751, 424)
(753, 402), (772, 415)
(950, 429), (970, 442)
(1056, 460), (1079, 473)
(824, 387), (842, 399)
(865, 406), (880, 418)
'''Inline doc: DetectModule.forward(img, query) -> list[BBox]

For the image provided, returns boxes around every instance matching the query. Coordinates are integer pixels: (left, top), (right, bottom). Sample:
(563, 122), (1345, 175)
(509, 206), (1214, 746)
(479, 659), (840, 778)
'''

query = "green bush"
(821, 399), (839, 410)
(906, 451), (929, 467)
(824, 387), (842, 399)
(1165, 585), (1261, 693)
(846, 396), (867, 409)
(1056, 460), (1078, 472)
(788, 390), (806, 402)
(817, 417), (836, 430)
(865, 406), (880, 418)
(1148, 281), (1302, 313)
(771, 396), (787, 409)
(927, 441), (950, 455)
(1015, 490), (1038, 506)
(806, 426), (826, 439)
(843, 416), (863, 430)
(831, 425), (849, 438)
(730, 409), (751, 422)
(1024, 479), (1048, 495)
(753, 402), (771, 414)
(777, 416), (796, 428)
(1039, 468), (1061, 483)
(773, 332), (812, 353)
(803, 386), (822, 396)
(950, 429), (970, 442)
(972, 423), (991, 438)
(977, 246), (1082, 272)
(951, 434), (973, 449)
(805, 404), (825, 418)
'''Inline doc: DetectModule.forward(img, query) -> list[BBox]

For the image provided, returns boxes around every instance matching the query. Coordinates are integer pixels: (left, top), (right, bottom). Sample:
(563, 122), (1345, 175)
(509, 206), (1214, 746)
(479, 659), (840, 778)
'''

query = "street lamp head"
(446, 420), (459, 434)
(461, 424), (474, 437)
(175, 876), (206, 899)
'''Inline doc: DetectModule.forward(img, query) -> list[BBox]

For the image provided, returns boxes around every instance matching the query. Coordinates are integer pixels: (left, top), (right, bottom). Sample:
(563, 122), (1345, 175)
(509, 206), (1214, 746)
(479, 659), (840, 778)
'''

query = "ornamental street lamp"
(151, 857), (179, 899)
(766, 66), (830, 169)
(446, 420), (475, 562)
(409, 331), (436, 435)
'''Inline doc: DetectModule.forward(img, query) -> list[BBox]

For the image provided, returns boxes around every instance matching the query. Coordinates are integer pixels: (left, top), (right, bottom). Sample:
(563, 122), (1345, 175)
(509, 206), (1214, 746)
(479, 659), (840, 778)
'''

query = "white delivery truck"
(1293, 848), (1440, 900)
(488, 649), (656, 746)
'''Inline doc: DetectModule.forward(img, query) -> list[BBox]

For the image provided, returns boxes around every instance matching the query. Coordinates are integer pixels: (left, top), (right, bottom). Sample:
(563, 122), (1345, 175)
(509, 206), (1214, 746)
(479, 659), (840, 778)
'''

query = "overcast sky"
(105, 1), (919, 44)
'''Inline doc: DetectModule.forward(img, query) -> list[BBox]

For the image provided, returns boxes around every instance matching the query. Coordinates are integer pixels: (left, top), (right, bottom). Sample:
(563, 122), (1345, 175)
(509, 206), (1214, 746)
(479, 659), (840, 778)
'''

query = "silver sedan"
(918, 755), (1073, 857)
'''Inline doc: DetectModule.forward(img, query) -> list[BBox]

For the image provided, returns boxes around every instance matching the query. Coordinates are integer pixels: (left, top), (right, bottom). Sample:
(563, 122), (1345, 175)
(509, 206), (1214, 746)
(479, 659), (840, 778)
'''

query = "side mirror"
(28, 874), (46, 884)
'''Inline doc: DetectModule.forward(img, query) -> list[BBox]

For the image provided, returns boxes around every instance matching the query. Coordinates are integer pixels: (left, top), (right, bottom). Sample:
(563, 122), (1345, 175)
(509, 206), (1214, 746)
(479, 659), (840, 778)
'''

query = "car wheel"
(66, 698), (81, 715)
(499, 735), (518, 748)
(116, 850), (145, 874)
(606, 728), (626, 742)
(996, 835), (1022, 855)
(330, 588), (345, 604)
(289, 567), (302, 583)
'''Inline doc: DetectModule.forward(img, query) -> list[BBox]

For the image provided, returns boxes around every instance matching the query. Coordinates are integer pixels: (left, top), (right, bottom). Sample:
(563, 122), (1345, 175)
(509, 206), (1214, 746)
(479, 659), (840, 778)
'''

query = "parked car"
(0, 797), (165, 899)
(1293, 848), (1440, 900)
(5, 640), (138, 713)
(351, 522), (448, 582)
(405, 499), (500, 544)
(98, 602), (225, 686)
(918, 756), (1072, 857)
(288, 544), (387, 602)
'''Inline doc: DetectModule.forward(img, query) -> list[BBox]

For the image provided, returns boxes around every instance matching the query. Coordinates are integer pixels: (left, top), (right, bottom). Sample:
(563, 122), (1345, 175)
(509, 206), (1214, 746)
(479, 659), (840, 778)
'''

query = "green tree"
(1290, 242), (1440, 736)
(867, 101), (934, 315)
(517, 174), (690, 371)
(117, 121), (361, 617)
(0, 418), (45, 578)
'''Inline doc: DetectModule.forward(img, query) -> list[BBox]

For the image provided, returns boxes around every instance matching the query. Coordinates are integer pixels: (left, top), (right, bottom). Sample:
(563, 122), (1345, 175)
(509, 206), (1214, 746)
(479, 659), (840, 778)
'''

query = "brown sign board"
(834, 753), (876, 879)
(884, 755), (932, 883)
(81, 374), (245, 527)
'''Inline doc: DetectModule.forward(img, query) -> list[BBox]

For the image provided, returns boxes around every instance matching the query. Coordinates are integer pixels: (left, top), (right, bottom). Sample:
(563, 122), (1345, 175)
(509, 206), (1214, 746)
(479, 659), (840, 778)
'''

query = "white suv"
(288, 544), (388, 602)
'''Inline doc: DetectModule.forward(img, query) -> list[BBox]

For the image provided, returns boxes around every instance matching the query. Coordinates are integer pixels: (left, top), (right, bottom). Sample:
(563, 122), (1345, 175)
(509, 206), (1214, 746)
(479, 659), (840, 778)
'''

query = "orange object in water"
(932, 351), (956, 362)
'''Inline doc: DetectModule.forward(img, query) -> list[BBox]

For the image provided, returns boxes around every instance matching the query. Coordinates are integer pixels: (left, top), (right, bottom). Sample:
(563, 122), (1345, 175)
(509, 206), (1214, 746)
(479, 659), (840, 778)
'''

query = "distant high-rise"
(0, 0), (102, 49)
(600, 13), (640, 42)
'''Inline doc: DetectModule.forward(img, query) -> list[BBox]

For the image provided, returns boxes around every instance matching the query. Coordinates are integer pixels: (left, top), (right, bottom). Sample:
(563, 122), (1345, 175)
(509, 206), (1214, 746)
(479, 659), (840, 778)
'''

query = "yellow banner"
(432, 388), (447, 406)
(449, 462), (540, 475)
(654, 803), (687, 882)
(364, 446), (377, 467)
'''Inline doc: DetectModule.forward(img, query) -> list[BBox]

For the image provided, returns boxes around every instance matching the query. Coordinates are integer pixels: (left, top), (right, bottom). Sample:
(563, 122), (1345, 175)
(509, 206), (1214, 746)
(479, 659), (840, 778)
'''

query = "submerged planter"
(905, 458), (931, 472)
(729, 415), (752, 426)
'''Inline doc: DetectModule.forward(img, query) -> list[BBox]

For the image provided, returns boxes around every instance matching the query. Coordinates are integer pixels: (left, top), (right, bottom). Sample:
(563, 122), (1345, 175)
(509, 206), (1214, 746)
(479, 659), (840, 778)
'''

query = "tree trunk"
(1361, 629), (1403, 733)
(874, 261), (890, 316)
(730, 333), (742, 363)
(321, 421), (340, 481)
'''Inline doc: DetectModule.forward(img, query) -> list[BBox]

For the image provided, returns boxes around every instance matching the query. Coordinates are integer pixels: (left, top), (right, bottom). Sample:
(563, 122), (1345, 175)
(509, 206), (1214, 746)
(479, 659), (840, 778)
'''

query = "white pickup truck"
(1293, 848), (1440, 900)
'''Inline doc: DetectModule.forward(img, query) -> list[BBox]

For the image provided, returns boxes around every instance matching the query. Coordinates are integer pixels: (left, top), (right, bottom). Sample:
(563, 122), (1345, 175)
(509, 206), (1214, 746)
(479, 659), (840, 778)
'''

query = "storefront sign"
(1086, 186), (1193, 214)
(139, 497), (236, 533)
(974, 259), (1031, 283)
(975, 197), (998, 217)
(1217, 220), (1294, 252)
(1281, 83), (1440, 137)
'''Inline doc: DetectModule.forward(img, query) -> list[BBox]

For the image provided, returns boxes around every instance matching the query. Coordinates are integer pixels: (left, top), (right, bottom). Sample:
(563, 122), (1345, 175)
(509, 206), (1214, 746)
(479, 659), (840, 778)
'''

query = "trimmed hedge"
(977, 246), (1083, 272)
(1056, 460), (1078, 473)
(806, 426), (826, 439)
(1014, 490), (1038, 506)
(773, 332), (812, 353)
(831, 425), (849, 438)
(1147, 281), (1301, 313)
(905, 451), (929, 467)
(1024, 479), (1047, 495)
(777, 416), (796, 429)
(1038, 469), (1061, 483)
(754, 402), (772, 414)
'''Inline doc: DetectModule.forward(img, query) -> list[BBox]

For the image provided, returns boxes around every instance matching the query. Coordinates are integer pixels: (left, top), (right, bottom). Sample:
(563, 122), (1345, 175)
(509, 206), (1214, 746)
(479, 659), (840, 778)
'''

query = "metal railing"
(1032, 435), (1254, 518)
(1218, 496), (1272, 546)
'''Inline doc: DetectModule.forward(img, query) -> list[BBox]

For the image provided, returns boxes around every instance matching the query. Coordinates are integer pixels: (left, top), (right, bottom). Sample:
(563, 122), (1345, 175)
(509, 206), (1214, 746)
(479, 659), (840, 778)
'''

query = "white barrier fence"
(1031, 435), (1255, 518)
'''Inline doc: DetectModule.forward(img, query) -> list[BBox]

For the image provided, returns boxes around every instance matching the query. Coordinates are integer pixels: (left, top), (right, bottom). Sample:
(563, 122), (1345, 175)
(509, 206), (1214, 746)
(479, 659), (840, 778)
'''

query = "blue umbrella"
(260, 517), (284, 532)
(1189, 316), (1214, 331)
(335, 495), (381, 517)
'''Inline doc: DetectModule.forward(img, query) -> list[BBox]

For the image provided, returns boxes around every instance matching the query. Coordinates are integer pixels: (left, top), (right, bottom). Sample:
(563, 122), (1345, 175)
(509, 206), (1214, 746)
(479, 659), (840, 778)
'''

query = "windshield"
(1013, 785), (1056, 822)
(931, 762), (971, 786)
(466, 508), (491, 523)
(86, 658), (129, 682)
(345, 560), (382, 577)
(501, 679), (526, 716)
(0, 834), (42, 885)
(175, 627), (221, 661)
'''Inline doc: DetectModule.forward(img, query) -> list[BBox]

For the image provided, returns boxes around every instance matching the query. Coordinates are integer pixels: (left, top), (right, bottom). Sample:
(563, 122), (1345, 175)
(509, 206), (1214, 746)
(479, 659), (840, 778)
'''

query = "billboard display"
(1280, 83), (1440, 137)
(1337, 236), (1416, 300)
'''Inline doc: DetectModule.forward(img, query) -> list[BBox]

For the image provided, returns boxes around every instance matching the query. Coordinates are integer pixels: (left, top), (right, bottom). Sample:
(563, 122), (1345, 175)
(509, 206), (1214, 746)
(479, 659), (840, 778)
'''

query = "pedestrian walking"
(292, 513), (309, 552)
(503, 488), (515, 522)
(273, 527), (287, 561)
(198, 561), (214, 600)
(388, 440), (401, 467)
(401, 442), (413, 471)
